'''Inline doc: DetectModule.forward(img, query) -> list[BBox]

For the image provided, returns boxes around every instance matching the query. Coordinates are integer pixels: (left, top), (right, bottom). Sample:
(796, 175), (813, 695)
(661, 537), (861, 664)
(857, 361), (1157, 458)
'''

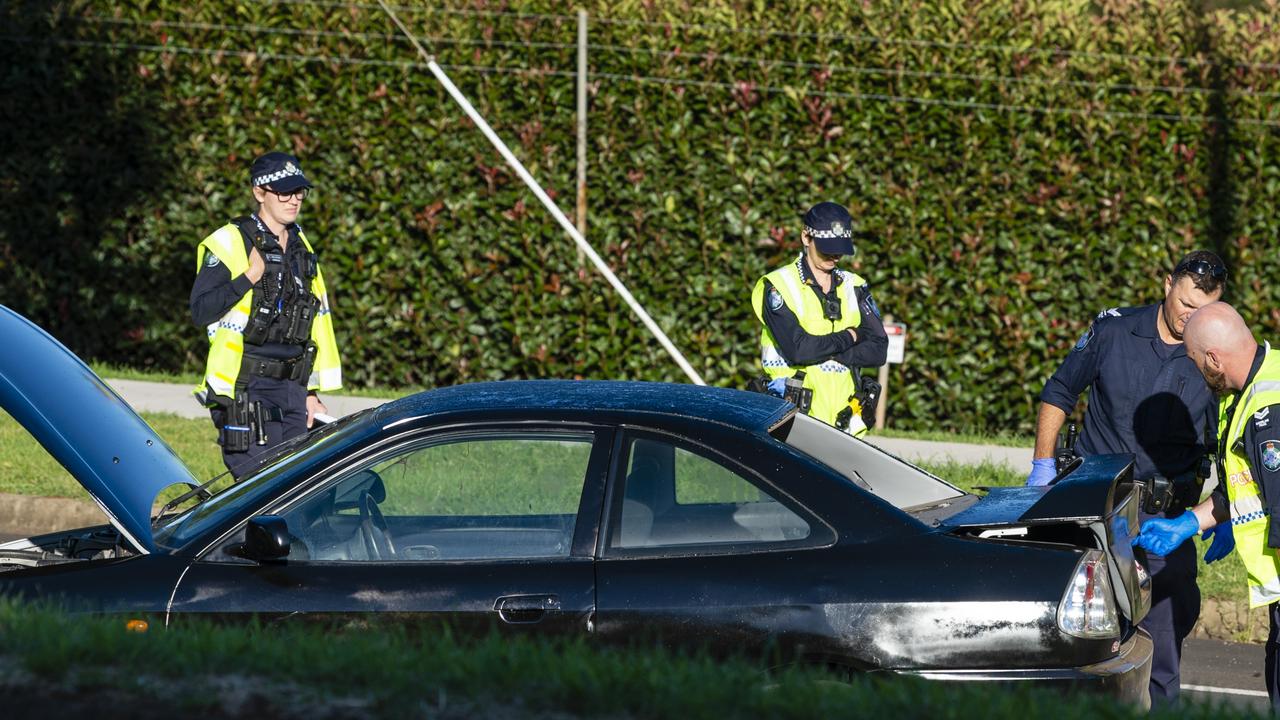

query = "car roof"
(377, 380), (795, 434)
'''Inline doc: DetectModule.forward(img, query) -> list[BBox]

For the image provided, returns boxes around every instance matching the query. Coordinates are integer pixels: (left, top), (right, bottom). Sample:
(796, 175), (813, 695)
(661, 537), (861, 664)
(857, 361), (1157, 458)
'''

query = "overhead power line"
(67, 15), (1280, 100)
(250, 0), (1280, 73)
(10, 34), (1277, 127)
(260, 0), (575, 23)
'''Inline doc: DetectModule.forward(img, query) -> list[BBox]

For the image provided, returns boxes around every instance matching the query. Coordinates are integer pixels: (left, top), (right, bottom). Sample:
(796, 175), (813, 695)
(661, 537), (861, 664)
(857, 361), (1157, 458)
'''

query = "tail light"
(1058, 549), (1119, 639)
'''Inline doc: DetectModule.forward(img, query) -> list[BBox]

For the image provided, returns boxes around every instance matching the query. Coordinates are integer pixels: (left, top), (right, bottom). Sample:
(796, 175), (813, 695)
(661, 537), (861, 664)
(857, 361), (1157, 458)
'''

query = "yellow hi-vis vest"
(1220, 342), (1280, 608)
(750, 259), (867, 435)
(192, 223), (342, 404)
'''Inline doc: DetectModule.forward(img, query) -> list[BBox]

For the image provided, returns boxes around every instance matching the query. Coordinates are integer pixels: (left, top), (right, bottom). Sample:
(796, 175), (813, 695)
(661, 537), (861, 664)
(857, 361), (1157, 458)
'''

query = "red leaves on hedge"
(414, 201), (445, 235)
(503, 198), (528, 221)
(732, 81), (760, 111)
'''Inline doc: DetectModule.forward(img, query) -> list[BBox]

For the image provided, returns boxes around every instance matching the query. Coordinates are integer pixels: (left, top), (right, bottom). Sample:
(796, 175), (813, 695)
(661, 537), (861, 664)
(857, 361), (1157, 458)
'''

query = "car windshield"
(152, 409), (374, 550)
(777, 414), (966, 510)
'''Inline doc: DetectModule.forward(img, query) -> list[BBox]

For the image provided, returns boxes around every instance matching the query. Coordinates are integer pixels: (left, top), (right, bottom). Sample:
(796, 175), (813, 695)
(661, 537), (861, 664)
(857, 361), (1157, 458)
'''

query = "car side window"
(610, 436), (810, 551)
(275, 432), (594, 562)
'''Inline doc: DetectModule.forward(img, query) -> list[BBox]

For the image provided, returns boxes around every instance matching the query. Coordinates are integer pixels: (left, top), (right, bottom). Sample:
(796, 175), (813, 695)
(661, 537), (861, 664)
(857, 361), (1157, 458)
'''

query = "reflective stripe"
(1251, 576), (1280, 607)
(773, 268), (805, 313)
(1247, 381), (1280, 403)
(205, 373), (234, 397)
(815, 360), (849, 373)
(1231, 495), (1266, 525)
(761, 345), (788, 367)
(312, 366), (342, 390)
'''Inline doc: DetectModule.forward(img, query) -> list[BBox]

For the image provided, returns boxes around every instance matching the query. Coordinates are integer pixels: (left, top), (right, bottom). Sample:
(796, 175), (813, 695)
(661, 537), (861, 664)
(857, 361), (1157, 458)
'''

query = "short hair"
(1171, 250), (1227, 295)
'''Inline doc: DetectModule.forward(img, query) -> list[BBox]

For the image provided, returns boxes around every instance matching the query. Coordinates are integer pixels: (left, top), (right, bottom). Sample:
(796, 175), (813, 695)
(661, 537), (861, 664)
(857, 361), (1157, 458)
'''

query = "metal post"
(377, 0), (706, 386)
(875, 314), (891, 430)
(575, 8), (588, 265)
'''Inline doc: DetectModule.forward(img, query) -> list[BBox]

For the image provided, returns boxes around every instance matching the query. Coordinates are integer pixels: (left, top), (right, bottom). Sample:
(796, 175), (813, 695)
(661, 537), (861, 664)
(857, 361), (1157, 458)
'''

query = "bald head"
(1184, 302), (1257, 394)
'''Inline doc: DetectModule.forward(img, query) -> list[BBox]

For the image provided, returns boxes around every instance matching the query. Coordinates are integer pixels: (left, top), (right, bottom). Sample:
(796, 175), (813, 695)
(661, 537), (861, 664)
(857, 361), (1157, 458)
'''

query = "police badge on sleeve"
(1073, 326), (1094, 352)
(1261, 441), (1280, 473)
(767, 287), (784, 311)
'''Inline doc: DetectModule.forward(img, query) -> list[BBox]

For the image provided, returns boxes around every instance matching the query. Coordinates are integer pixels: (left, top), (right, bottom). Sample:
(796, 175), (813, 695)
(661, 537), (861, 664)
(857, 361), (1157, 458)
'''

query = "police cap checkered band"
(802, 201), (856, 256)
(804, 223), (852, 239)
(250, 151), (312, 192)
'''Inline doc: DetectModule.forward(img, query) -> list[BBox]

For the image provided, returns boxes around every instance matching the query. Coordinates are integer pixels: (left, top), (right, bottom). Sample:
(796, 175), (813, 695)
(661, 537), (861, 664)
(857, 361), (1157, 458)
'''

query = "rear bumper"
(904, 628), (1153, 710)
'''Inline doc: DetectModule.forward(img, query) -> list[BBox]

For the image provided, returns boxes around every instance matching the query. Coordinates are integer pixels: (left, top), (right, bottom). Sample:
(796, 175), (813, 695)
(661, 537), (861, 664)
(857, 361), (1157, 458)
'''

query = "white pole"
(378, 1), (706, 385)
(575, 8), (588, 264)
(875, 314), (891, 430)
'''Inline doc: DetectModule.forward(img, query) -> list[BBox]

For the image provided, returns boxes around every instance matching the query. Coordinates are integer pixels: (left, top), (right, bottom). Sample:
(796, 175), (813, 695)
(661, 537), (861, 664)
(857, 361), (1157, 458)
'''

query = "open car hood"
(943, 454), (1150, 623)
(0, 306), (196, 554)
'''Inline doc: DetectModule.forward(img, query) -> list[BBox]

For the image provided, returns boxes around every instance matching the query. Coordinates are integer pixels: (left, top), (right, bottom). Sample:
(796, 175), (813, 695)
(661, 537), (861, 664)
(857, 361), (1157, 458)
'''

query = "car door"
(168, 424), (611, 638)
(593, 429), (836, 660)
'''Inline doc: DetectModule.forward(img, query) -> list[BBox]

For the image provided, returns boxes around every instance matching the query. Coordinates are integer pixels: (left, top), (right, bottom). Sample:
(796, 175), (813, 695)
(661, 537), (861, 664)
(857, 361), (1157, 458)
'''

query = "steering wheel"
(358, 489), (396, 560)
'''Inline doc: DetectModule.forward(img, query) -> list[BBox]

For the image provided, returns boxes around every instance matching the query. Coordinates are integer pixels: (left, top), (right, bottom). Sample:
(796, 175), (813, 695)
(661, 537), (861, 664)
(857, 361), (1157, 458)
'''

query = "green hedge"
(2, 0), (1278, 433)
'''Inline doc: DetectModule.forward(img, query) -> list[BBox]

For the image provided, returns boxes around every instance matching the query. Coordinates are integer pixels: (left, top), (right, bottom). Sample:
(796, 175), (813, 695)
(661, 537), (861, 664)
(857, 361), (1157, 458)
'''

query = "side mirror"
(236, 515), (291, 563)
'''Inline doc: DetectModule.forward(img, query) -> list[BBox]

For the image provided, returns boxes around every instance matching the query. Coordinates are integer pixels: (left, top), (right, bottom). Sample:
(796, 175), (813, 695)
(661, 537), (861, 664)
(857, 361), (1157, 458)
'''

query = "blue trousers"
(1141, 539), (1200, 707)
(208, 375), (309, 479)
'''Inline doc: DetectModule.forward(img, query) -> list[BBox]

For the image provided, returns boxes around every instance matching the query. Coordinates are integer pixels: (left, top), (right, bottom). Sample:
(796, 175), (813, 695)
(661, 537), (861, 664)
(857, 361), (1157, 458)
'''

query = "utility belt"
(241, 344), (316, 383)
(217, 393), (286, 453)
(216, 343), (316, 453)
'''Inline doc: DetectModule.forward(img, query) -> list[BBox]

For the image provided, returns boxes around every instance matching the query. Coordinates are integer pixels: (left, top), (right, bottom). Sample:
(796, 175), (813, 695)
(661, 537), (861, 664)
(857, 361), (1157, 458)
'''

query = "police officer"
(1135, 301), (1280, 707)
(189, 151), (342, 478)
(1027, 250), (1227, 706)
(750, 201), (887, 435)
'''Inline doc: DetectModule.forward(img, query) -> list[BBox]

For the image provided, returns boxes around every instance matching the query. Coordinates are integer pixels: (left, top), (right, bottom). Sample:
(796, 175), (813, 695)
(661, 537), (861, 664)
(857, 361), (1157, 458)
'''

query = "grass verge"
(0, 600), (1260, 720)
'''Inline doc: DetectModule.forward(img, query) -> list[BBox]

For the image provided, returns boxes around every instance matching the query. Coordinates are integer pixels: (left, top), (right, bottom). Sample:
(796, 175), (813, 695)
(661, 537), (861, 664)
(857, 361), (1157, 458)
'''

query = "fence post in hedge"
(875, 314), (892, 430)
(575, 8), (588, 266)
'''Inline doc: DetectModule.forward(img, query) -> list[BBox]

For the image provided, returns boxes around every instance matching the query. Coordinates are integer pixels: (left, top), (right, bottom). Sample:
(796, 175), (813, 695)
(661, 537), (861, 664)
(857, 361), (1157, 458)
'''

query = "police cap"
(250, 151), (313, 192)
(802, 201), (856, 256)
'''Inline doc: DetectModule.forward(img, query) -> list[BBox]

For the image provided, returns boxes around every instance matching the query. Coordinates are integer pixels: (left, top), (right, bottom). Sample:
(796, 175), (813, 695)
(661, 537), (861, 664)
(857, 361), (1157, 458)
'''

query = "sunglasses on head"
(1174, 259), (1226, 279)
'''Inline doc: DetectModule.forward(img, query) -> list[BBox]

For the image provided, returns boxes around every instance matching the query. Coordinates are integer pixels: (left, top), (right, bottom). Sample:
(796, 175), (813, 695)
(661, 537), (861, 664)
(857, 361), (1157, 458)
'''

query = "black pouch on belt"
(856, 375), (882, 428)
(220, 393), (253, 453)
(291, 343), (317, 383)
(782, 371), (813, 413)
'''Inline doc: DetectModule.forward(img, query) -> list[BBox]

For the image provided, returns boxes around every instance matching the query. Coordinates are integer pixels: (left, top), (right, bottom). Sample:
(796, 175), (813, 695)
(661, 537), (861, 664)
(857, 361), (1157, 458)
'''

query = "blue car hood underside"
(0, 306), (197, 553)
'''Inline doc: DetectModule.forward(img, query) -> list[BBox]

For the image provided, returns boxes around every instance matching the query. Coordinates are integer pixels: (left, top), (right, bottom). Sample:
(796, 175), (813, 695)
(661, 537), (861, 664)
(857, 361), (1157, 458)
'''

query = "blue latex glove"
(1201, 523), (1235, 564)
(1133, 512), (1200, 557)
(1025, 458), (1056, 487)
(767, 377), (787, 398)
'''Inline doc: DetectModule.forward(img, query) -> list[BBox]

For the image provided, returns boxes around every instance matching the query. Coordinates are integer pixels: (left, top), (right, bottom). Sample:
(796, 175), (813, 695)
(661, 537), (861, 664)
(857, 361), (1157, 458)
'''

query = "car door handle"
(494, 594), (560, 624)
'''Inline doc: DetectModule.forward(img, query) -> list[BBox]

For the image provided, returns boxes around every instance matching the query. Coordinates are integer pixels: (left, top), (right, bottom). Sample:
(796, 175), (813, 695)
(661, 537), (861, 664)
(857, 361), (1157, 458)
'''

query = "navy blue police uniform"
(1040, 303), (1216, 706)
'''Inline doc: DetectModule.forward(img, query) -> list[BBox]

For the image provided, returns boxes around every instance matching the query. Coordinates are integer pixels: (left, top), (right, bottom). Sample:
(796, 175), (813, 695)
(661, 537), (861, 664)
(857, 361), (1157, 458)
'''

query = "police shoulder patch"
(1073, 326), (1094, 352)
(1256, 407), (1272, 430)
(862, 288), (881, 319)
(1096, 307), (1121, 320)
(1261, 440), (1280, 473)
(767, 287), (784, 311)
(204, 252), (221, 268)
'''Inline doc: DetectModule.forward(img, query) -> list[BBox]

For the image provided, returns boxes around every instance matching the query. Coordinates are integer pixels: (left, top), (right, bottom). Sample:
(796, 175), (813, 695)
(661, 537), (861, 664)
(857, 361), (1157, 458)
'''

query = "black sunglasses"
(1174, 259), (1227, 279)
(268, 187), (310, 201)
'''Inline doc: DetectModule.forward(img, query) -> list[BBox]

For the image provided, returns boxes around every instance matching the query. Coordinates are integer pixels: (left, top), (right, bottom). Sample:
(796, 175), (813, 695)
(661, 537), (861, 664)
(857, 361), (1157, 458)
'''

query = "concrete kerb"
(4, 380), (1026, 539)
